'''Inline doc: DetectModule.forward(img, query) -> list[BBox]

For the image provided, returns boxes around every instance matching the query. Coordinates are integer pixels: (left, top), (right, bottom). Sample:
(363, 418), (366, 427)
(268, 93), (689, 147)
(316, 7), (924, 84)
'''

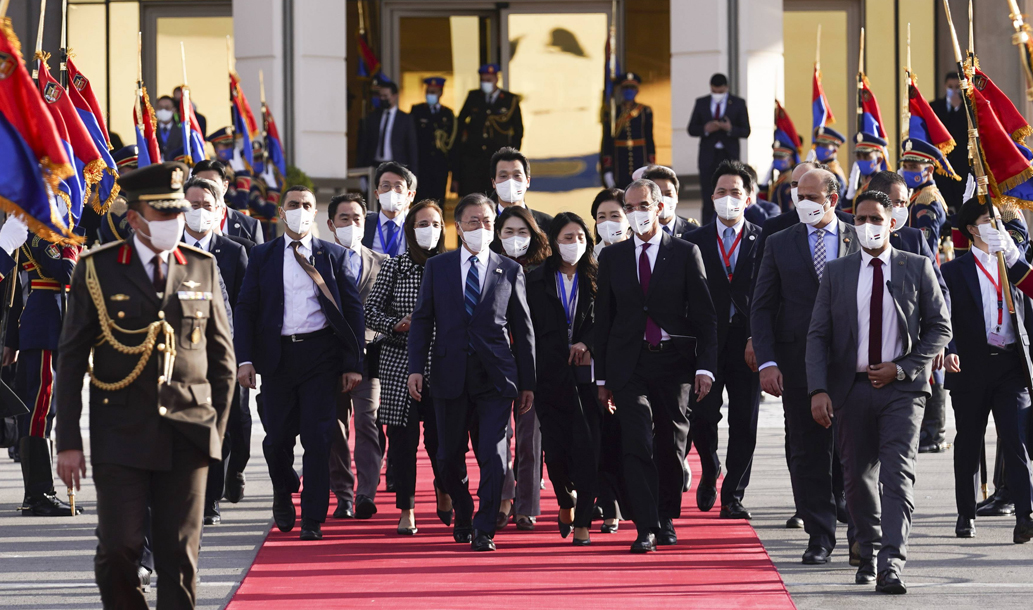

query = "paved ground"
(1, 386), (1031, 609)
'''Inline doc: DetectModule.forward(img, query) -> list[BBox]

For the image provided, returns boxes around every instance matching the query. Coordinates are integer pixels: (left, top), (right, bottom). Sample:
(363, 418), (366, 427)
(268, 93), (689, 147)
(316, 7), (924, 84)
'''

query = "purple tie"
(640, 244), (662, 346)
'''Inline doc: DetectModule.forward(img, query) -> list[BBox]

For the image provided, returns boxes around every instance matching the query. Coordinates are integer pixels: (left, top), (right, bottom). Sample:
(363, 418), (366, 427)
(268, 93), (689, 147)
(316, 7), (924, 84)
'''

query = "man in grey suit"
(326, 194), (389, 519)
(752, 168), (858, 564)
(807, 191), (951, 593)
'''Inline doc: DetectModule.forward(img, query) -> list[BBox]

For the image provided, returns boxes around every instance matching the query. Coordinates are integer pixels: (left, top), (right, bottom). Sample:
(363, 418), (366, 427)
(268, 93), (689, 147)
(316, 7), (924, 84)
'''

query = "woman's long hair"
(544, 212), (597, 297)
(496, 205), (551, 265)
(405, 199), (446, 266)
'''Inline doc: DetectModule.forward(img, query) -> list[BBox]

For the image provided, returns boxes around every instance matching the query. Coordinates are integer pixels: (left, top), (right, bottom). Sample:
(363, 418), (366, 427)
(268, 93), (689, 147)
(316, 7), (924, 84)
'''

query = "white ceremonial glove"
(0, 215), (29, 256)
(982, 223), (1021, 266)
(603, 172), (615, 189)
(229, 147), (246, 173)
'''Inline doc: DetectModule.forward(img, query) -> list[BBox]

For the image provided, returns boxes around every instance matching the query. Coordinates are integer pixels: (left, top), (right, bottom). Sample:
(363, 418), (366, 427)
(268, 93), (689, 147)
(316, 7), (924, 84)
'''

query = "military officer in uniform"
(811, 126), (849, 199)
(452, 64), (524, 197)
(54, 162), (236, 609)
(601, 72), (656, 190)
(411, 77), (456, 203)
(843, 131), (890, 213)
(767, 130), (800, 212)
(898, 137), (954, 255)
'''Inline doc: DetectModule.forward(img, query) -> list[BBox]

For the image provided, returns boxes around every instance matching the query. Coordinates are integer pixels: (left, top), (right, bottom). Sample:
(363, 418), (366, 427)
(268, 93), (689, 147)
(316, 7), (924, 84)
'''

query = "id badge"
(988, 331), (1007, 348)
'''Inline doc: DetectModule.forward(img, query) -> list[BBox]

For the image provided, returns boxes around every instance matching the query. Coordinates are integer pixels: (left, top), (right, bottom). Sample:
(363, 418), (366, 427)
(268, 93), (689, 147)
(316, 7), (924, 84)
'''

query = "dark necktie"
(465, 255), (481, 317)
(290, 241), (341, 315)
(152, 258), (165, 294)
(869, 258), (884, 366)
(376, 111), (389, 159)
(713, 102), (722, 119)
(383, 221), (398, 253)
(639, 244), (662, 346)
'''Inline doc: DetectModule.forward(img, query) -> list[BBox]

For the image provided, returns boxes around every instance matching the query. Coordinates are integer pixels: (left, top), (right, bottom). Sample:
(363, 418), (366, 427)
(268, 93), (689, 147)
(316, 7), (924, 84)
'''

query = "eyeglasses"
(459, 218), (493, 230)
(623, 203), (655, 213)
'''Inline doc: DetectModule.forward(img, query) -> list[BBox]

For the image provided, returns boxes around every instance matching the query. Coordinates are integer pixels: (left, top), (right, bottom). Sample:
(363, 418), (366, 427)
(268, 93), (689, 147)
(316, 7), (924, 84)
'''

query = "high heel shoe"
(397, 513), (417, 536)
(601, 520), (619, 534)
(573, 536), (591, 547)
(434, 487), (453, 526)
(558, 514), (572, 539)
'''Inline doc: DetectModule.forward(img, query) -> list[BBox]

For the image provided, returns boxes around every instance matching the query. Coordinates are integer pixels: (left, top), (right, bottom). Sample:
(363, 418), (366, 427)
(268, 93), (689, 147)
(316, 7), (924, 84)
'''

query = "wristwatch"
(895, 365), (905, 381)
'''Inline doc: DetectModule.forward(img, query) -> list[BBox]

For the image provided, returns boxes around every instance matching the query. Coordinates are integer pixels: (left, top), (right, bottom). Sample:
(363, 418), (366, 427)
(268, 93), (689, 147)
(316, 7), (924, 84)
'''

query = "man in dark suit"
(683, 161), (761, 520)
(452, 64), (524, 197)
(643, 164), (698, 238)
(362, 162), (415, 258)
(192, 159), (264, 246)
(325, 193), (389, 521)
(407, 193), (535, 552)
(54, 162), (236, 608)
(752, 168), (860, 563)
(411, 77), (455, 204)
(687, 73), (751, 225)
(808, 190), (951, 593)
(596, 179), (718, 553)
(358, 81), (419, 175)
(154, 96), (182, 161)
(235, 186), (365, 541)
(942, 199), (1033, 544)
(490, 147), (553, 233)
(929, 73), (968, 214)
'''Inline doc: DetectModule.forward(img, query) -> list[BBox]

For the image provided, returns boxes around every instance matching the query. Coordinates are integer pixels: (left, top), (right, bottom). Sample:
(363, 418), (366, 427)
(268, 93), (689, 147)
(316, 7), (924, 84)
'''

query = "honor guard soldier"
(411, 77), (456, 203)
(207, 127), (253, 213)
(452, 64), (524, 197)
(899, 137), (954, 255)
(843, 131), (889, 213)
(53, 162), (236, 609)
(767, 130), (800, 212)
(811, 126), (848, 199)
(601, 72), (656, 190)
(98, 146), (140, 244)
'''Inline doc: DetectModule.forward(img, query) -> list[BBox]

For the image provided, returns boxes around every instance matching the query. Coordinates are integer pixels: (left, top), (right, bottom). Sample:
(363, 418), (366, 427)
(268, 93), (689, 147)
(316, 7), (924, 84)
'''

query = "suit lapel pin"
(844, 237), (851, 243)
(494, 268), (503, 274)
(748, 235), (756, 240)
(234, 223), (241, 228)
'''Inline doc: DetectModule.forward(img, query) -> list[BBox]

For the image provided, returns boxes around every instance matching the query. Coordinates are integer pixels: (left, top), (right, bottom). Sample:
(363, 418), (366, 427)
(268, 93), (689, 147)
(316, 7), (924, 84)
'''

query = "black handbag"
(366, 335), (385, 379)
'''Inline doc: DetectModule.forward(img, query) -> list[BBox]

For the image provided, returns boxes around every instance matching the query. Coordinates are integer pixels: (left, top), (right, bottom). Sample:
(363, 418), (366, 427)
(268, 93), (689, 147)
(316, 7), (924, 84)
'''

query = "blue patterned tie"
(725, 226), (736, 318)
(465, 255), (481, 317)
(382, 221), (398, 255)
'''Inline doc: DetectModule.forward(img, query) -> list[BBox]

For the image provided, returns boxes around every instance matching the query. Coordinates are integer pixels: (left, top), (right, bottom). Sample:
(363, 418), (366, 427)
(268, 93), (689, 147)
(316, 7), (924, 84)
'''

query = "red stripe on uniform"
(29, 351), (53, 438)
(117, 244), (132, 265)
(173, 248), (186, 265)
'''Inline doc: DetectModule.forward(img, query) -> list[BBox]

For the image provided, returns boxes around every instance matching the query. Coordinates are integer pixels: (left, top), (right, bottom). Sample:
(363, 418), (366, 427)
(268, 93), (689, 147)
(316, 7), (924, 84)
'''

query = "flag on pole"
(263, 104), (287, 183)
(133, 84), (160, 167)
(907, 73), (956, 155)
(969, 83), (1033, 206)
(0, 18), (77, 243)
(178, 85), (207, 166)
(230, 72), (259, 168)
(774, 100), (802, 163)
(812, 63), (835, 134)
(857, 74), (886, 139)
(971, 68), (1033, 143)
(66, 58), (119, 213)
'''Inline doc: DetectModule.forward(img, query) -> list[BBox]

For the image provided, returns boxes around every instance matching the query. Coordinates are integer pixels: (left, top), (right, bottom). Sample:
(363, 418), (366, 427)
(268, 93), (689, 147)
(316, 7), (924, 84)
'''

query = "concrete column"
(233, 0), (285, 160)
(738, 0), (784, 174)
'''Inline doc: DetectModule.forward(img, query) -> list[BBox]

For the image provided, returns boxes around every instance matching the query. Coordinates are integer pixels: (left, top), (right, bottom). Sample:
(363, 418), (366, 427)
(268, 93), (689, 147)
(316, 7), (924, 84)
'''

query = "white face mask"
(597, 219), (629, 245)
(977, 222), (999, 245)
(139, 215), (185, 253)
(628, 209), (655, 235)
(856, 223), (888, 250)
(379, 190), (407, 213)
(559, 241), (587, 265)
(713, 196), (745, 221)
(891, 206), (909, 231)
(426, 93), (439, 106)
(495, 179), (527, 203)
(156, 108), (174, 123)
(414, 226), (441, 250)
(184, 207), (215, 234)
(790, 187), (800, 206)
(335, 224), (362, 250)
(481, 81), (496, 94)
(462, 227), (494, 253)
(501, 235), (530, 258)
(284, 207), (315, 235)
(660, 195), (677, 219)
(795, 199), (826, 226)
(710, 92), (727, 105)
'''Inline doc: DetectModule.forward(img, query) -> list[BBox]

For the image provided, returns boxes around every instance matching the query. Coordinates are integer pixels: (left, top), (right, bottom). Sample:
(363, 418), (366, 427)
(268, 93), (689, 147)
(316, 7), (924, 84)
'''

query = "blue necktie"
(724, 226), (736, 319)
(383, 221), (398, 254)
(465, 255), (481, 317)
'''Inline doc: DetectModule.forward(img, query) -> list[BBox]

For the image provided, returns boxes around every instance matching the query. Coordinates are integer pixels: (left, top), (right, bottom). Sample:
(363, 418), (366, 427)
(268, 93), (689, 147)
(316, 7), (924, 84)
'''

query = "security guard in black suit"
(601, 72), (656, 190)
(411, 77), (456, 204)
(54, 162), (236, 609)
(452, 64), (524, 197)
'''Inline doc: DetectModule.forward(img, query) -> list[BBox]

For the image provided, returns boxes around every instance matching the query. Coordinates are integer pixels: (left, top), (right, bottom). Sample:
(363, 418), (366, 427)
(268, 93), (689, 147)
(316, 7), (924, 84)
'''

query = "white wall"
(739, 0), (784, 177)
(233, 0), (284, 161)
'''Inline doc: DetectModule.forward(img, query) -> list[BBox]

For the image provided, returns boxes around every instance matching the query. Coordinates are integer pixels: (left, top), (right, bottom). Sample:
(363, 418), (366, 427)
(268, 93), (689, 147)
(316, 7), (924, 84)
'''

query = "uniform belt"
(22, 262), (36, 271)
(621, 139), (646, 147)
(988, 343), (1018, 356)
(643, 340), (673, 353)
(29, 279), (61, 291)
(282, 327), (334, 343)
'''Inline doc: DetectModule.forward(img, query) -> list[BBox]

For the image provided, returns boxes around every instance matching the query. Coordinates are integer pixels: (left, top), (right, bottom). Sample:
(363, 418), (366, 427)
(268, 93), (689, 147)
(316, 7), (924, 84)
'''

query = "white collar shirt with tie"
(856, 248), (903, 371)
(186, 231), (214, 252)
(282, 233), (328, 336)
(344, 246), (362, 285)
(372, 210), (407, 256)
(973, 246), (1017, 344)
(376, 106), (397, 162)
(710, 93), (728, 149)
(135, 235), (169, 289)
(460, 246), (489, 299)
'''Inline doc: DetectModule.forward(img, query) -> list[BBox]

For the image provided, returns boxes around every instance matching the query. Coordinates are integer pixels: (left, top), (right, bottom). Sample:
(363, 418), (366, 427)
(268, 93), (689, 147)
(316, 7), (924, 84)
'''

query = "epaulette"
(81, 240), (125, 258)
(178, 242), (214, 258)
(914, 185), (945, 207)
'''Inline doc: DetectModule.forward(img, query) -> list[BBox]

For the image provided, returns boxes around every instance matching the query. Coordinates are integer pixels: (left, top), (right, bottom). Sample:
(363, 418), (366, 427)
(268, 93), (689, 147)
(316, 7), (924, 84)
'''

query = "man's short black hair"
(866, 170), (906, 196)
(454, 193), (493, 223)
(329, 193), (367, 219)
(282, 185), (314, 204)
(710, 73), (728, 87)
(853, 190), (892, 213)
(642, 165), (680, 194)
(374, 161), (417, 191)
(191, 159), (228, 182)
(157, 95), (174, 105)
(711, 160), (753, 194)
(957, 198), (989, 242)
(381, 82), (399, 95)
(945, 71), (961, 82)
(184, 176), (221, 205)
(490, 146), (530, 178)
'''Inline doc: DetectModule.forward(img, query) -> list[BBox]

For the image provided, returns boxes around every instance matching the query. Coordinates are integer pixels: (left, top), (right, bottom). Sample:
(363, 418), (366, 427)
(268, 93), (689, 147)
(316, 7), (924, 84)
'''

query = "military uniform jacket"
(601, 102), (656, 189)
(16, 235), (78, 351)
(53, 239), (236, 471)
(411, 102), (456, 178)
(767, 172), (792, 213)
(907, 182), (947, 255)
(452, 88), (523, 191)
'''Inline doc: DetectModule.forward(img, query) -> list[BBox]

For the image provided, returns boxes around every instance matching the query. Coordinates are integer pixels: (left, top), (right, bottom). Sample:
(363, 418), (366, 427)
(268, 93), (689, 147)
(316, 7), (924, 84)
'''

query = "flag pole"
(816, 24), (821, 72)
(1006, 0), (1033, 101)
(968, 0), (975, 56)
(180, 41), (188, 87)
(902, 24), (911, 141)
(857, 27), (865, 134)
(260, 69), (266, 106)
(0, 0), (10, 18)
(32, 0), (47, 81)
(58, 0), (67, 87)
(609, 0), (617, 134)
(943, 0), (1014, 313)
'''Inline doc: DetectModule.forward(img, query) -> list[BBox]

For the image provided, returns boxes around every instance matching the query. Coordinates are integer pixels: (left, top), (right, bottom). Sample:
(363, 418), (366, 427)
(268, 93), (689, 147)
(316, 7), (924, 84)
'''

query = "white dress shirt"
(135, 235), (169, 292)
(856, 249), (903, 372)
(460, 245), (489, 299)
(710, 93), (728, 149)
(371, 211), (406, 256)
(185, 231), (214, 252)
(973, 246), (1017, 343)
(375, 106), (396, 162)
(344, 248), (362, 284)
(282, 234), (329, 336)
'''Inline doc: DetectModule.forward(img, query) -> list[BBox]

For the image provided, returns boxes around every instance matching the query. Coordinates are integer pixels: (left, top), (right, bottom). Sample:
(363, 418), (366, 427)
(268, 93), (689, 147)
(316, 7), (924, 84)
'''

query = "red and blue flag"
(812, 63), (834, 134)
(67, 58), (118, 213)
(230, 72), (259, 168)
(972, 68), (1033, 144)
(133, 84), (161, 167)
(263, 103), (287, 182)
(774, 100), (802, 160)
(857, 74), (885, 139)
(179, 85), (207, 166)
(970, 84), (1033, 206)
(908, 74), (955, 156)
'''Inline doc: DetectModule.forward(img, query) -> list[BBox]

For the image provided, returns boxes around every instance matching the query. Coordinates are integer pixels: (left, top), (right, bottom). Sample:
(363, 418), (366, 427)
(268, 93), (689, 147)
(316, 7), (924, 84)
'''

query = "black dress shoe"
(272, 492), (296, 532)
(719, 500), (752, 519)
(558, 514), (572, 539)
(299, 518), (322, 541)
(696, 477), (718, 512)
(918, 442), (944, 454)
(657, 519), (677, 546)
(855, 562), (877, 584)
(1014, 515), (1033, 544)
(471, 530), (496, 551)
(955, 515), (976, 538)
(354, 494), (377, 520)
(453, 524), (473, 543)
(875, 571), (907, 594)
(836, 494), (849, 524)
(138, 567), (152, 593)
(601, 521), (619, 534)
(785, 513), (804, 529)
(630, 531), (657, 553)
(802, 545), (831, 564)
(203, 501), (221, 525)
(333, 498), (354, 519)
(434, 487), (453, 526)
(21, 492), (82, 517)
(224, 472), (245, 503)
(572, 535), (591, 546)
(977, 494), (1016, 517)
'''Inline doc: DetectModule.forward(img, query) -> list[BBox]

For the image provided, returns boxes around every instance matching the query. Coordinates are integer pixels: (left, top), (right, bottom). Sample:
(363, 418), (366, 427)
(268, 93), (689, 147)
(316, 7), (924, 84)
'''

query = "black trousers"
(93, 433), (208, 610)
(783, 385), (838, 550)
(951, 352), (1033, 519)
(387, 392), (446, 510)
(435, 357), (512, 535)
(596, 409), (625, 520)
(612, 348), (693, 534)
(261, 333), (342, 522)
(698, 148), (733, 225)
(205, 384), (251, 506)
(690, 324), (759, 505)
(537, 379), (602, 528)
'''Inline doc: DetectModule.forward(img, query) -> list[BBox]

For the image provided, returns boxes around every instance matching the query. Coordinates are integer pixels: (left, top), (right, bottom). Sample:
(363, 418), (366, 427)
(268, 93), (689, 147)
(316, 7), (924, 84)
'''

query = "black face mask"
(379, 99), (393, 109)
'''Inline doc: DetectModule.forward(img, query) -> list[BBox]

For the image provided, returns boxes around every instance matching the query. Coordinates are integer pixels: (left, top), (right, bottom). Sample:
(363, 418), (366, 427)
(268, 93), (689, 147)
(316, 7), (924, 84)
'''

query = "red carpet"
(227, 447), (795, 610)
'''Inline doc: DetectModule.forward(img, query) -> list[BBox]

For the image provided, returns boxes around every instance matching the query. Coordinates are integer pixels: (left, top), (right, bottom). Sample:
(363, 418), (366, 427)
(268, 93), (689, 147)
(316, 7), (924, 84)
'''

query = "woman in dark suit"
(527, 212), (607, 545)
(364, 200), (451, 535)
